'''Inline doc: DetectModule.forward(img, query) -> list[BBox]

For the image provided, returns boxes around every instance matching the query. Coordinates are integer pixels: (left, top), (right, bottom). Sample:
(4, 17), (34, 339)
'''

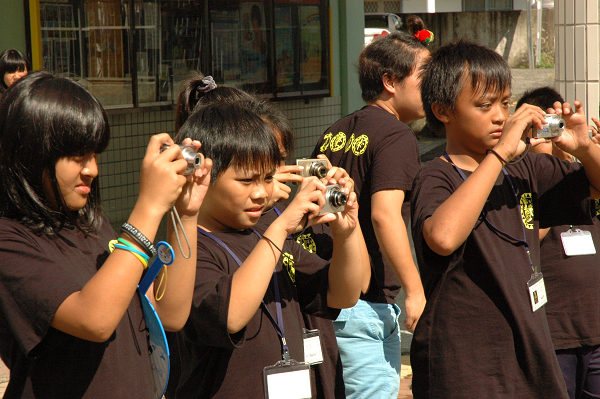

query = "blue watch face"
(156, 242), (175, 265)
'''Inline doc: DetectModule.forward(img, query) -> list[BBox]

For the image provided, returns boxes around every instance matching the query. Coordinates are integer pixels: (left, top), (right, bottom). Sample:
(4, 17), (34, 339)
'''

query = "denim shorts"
(333, 299), (402, 399)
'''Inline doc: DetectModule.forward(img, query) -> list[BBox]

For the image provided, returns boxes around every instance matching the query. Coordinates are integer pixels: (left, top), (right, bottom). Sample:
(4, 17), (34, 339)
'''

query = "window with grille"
(383, 1), (400, 13)
(364, 2), (379, 13)
(463, 0), (513, 11)
(40, 0), (330, 108)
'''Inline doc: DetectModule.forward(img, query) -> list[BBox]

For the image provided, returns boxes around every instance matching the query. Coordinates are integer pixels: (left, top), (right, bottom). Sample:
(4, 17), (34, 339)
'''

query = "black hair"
(175, 72), (256, 130)
(237, 99), (294, 159)
(0, 49), (31, 94)
(516, 86), (564, 111)
(421, 39), (512, 132)
(176, 102), (280, 183)
(359, 15), (430, 103)
(0, 71), (110, 237)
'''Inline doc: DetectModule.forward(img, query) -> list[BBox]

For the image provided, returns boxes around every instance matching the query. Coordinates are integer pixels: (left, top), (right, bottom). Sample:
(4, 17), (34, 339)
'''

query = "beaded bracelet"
(121, 222), (157, 257)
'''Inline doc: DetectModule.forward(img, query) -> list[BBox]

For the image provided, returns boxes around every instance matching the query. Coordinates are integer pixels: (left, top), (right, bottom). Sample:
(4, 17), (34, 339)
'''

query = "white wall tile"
(588, 82), (600, 119)
(587, 0), (599, 23)
(566, 0), (575, 25)
(587, 24), (600, 81)
(566, 26), (575, 81)
(576, 0), (586, 24)
(575, 25), (587, 81)
(566, 82), (576, 103)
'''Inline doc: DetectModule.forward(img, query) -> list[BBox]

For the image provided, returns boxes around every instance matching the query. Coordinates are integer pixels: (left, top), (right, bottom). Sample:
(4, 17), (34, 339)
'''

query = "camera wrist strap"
(198, 227), (290, 362)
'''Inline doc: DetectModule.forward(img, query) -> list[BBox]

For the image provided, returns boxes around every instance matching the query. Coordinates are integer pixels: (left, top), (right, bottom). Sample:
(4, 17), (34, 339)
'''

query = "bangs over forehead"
(465, 56), (512, 100)
(176, 102), (280, 183)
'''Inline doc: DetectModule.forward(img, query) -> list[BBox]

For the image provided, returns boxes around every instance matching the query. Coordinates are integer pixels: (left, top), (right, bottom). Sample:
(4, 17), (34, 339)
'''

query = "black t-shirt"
(0, 216), (155, 399)
(170, 226), (339, 399)
(257, 205), (345, 399)
(539, 207), (600, 351)
(410, 154), (592, 398)
(311, 105), (421, 303)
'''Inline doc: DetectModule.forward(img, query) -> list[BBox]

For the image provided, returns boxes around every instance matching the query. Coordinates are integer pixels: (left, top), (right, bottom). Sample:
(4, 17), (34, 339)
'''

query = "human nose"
(251, 182), (269, 200)
(82, 156), (99, 178)
(492, 103), (507, 124)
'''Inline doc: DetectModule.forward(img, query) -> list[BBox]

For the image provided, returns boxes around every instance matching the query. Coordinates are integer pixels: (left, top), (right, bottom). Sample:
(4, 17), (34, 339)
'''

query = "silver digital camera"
(536, 114), (565, 138)
(296, 158), (328, 179)
(160, 144), (204, 175)
(319, 184), (347, 215)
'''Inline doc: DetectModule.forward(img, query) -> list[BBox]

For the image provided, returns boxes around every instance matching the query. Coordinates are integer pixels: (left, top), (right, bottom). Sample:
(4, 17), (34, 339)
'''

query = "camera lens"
(328, 190), (347, 207)
(310, 162), (328, 179)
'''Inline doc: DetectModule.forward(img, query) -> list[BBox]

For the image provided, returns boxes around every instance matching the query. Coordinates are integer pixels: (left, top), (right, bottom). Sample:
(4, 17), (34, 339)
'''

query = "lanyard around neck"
(197, 226), (291, 361)
(442, 153), (536, 273)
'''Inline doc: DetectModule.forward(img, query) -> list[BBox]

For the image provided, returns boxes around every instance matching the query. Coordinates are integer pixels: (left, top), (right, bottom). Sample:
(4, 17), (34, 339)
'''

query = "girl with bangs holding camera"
(0, 71), (211, 398)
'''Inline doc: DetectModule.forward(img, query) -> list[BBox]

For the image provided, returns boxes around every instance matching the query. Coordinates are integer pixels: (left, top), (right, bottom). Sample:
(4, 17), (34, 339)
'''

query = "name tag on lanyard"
(561, 228), (596, 256)
(264, 360), (312, 399)
(527, 272), (548, 312)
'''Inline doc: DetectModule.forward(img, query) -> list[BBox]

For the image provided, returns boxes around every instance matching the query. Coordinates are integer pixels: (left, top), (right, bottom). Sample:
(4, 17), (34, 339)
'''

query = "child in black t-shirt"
(170, 101), (367, 398)
(517, 87), (600, 399)
(410, 40), (600, 398)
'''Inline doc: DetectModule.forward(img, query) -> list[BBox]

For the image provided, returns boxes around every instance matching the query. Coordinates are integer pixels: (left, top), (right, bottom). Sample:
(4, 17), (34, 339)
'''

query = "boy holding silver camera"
(410, 40), (600, 398)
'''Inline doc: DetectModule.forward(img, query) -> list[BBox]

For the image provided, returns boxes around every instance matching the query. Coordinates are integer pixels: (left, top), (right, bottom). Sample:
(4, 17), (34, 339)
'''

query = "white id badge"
(560, 229), (596, 256)
(263, 360), (311, 399)
(303, 328), (323, 365)
(527, 273), (548, 312)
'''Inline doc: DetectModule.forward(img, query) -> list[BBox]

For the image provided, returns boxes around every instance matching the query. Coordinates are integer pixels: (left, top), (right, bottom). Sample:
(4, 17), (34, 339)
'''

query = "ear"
(381, 74), (396, 95)
(431, 102), (450, 124)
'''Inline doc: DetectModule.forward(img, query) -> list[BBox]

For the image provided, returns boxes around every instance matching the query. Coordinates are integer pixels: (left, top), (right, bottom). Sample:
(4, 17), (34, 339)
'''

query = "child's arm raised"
(51, 134), (199, 342)
(423, 105), (547, 256)
(227, 178), (334, 333)
(325, 187), (367, 309)
(552, 101), (600, 198)
(152, 140), (212, 331)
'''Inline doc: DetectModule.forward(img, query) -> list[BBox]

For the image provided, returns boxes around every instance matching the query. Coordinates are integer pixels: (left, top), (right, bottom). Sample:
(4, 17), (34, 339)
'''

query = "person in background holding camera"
(311, 15), (431, 399)
(0, 71), (211, 398)
(0, 49), (30, 96)
(168, 101), (367, 398)
(517, 87), (600, 399)
(410, 39), (600, 398)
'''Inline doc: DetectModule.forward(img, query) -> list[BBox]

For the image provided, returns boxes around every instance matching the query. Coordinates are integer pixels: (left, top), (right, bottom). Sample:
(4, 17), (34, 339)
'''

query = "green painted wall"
(0, 0), (27, 54)
(336, 0), (364, 116)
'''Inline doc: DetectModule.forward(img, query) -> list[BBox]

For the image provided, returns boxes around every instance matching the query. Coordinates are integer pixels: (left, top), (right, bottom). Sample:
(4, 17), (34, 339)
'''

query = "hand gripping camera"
(296, 158), (328, 179)
(319, 184), (347, 216)
(160, 144), (204, 175)
(536, 114), (565, 139)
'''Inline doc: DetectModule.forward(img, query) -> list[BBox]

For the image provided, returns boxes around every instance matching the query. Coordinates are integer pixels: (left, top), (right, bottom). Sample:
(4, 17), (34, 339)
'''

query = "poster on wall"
(275, 6), (294, 87)
(240, 2), (268, 85)
(300, 6), (321, 85)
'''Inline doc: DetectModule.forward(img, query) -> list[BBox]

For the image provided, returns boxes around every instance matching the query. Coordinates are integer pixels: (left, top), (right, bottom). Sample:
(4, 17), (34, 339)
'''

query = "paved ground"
(0, 68), (554, 399)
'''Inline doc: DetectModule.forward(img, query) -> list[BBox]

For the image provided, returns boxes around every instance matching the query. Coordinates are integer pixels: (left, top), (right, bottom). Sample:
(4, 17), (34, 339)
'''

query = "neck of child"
(444, 143), (488, 172)
(369, 100), (400, 120)
(196, 213), (242, 234)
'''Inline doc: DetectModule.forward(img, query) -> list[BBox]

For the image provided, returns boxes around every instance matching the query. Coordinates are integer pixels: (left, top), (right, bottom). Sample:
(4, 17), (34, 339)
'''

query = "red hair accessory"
(415, 30), (434, 44)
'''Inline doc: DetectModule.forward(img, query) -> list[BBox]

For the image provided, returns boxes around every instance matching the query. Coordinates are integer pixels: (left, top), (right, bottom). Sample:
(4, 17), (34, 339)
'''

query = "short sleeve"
(370, 125), (420, 195)
(0, 223), (86, 356)
(184, 240), (244, 349)
(410, 160), (466, 276)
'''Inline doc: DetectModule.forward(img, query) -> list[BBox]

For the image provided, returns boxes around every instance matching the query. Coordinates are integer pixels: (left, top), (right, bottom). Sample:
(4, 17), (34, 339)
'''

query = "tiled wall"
(99, 96), (343, 227)
(555, 0), (600, 120)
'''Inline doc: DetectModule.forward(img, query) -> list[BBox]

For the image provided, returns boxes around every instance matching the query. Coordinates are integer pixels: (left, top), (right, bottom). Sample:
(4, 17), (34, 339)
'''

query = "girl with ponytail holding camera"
(0, 71), (211, 398)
